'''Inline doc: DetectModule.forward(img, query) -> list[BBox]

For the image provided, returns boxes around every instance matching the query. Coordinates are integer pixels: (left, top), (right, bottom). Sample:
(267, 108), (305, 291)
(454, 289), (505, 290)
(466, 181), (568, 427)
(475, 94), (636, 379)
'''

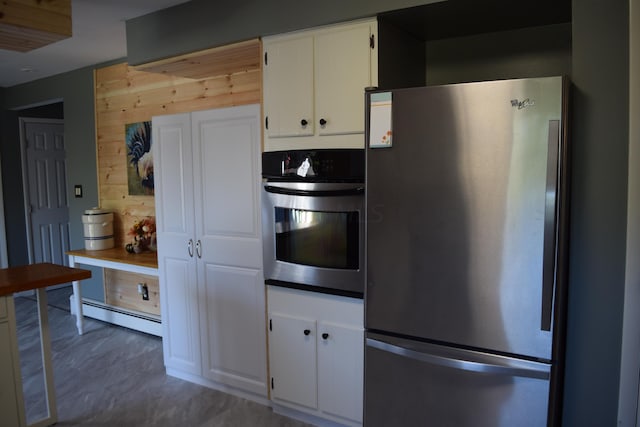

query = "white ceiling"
(0, 0), (192, 88)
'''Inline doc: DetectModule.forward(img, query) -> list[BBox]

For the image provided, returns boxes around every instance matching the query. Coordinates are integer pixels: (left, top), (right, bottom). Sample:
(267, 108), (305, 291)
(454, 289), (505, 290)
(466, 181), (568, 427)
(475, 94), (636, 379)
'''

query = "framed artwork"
(125, 121), (154, 195)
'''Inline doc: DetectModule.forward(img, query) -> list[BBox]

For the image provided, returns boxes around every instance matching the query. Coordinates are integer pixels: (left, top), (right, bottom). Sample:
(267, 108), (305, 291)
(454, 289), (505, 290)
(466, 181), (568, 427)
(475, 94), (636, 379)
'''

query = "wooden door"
(192, 105), (268, 396)
(21, 119), (70, 265)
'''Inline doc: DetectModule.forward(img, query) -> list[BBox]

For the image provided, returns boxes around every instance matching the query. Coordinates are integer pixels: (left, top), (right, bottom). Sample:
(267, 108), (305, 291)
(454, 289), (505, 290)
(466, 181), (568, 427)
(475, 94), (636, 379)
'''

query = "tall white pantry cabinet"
(153, 104), (268, 399)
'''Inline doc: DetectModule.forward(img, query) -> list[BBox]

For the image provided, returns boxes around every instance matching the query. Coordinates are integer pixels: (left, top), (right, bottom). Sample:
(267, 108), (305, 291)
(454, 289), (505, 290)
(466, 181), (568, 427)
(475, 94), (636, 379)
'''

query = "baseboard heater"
(71, 296), (162, 337)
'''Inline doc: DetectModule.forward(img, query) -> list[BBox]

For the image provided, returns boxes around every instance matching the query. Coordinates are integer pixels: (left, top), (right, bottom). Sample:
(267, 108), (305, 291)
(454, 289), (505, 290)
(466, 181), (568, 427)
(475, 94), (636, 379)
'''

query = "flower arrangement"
(125, 216), (156, 253)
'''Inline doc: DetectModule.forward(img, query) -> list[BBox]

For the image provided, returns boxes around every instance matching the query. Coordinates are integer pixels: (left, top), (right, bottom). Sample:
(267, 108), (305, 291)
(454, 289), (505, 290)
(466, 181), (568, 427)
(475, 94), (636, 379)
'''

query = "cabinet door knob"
(319, 118), (327, 126)
(303, 329), (311, 336)
(322, 333), (329, 340)
(300, 119), (308, 126)
(187, 239), (194, 257)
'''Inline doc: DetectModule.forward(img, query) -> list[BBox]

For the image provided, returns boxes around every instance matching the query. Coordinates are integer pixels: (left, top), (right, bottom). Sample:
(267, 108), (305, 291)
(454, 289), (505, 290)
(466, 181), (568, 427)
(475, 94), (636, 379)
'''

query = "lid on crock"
(84, 207), (111, 215)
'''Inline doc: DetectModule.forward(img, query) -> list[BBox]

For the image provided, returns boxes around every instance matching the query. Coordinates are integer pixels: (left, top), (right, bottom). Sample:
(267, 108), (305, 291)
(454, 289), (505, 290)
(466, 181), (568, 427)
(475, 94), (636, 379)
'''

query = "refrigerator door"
(364, 332), (551, 427)
(366, 77), (565, 360)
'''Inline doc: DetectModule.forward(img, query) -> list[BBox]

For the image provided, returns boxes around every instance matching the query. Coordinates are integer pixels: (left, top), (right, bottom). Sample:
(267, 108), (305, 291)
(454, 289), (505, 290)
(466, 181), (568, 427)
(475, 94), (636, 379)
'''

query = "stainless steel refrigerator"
(364, 77), (570, 426)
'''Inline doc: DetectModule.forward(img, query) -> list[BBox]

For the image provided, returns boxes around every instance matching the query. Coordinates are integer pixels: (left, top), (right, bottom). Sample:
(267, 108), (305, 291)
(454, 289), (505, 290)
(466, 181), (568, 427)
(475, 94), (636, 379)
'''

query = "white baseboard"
(70, 296), (162, 336)
(165, 368), (270, 407)
(271, 402), (360, 427)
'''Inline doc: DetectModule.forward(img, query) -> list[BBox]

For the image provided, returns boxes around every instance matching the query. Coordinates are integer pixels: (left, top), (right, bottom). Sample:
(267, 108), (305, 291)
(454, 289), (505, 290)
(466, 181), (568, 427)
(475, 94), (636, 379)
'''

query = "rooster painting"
(125, 121), (154, 195)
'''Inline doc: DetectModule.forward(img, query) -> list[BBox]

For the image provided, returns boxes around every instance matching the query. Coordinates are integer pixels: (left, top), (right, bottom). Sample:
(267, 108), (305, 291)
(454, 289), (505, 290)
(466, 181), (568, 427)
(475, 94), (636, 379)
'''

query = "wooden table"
(67, 248), (158, 335)
(0, 263), (91, 427)
(0, 263), (92, 296)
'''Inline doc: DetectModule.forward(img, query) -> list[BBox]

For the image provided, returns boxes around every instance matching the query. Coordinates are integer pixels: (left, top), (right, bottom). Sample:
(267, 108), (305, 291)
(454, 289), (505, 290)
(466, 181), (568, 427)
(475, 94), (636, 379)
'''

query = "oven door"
(262, 181), (365, 296)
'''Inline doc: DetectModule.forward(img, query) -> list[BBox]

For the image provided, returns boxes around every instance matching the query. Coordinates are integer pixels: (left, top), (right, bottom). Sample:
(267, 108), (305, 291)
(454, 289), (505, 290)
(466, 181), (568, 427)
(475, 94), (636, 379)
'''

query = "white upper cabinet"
(263, 18), (378, 151)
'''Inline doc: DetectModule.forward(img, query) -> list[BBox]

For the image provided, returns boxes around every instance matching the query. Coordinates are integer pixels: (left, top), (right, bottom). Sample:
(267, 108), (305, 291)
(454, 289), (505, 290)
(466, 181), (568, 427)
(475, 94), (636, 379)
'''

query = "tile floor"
(14, 287), (311, 427)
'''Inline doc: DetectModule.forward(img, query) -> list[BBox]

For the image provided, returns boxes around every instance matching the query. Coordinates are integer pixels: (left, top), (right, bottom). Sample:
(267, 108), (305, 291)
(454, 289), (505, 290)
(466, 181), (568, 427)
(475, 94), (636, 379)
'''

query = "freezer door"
(366, 76), (566, 359)
(364, 333), (551, 427)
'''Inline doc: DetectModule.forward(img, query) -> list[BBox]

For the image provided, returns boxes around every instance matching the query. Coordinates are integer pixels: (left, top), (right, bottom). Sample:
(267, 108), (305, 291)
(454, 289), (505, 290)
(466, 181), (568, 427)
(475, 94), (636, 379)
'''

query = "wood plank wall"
(94, 40), (262, 248)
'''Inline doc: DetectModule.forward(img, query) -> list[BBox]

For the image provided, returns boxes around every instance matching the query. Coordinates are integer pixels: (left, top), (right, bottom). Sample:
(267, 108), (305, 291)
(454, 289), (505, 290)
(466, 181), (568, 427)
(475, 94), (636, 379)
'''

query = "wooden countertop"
(0, 263), (92, 297)
(67, 247), (158, 269)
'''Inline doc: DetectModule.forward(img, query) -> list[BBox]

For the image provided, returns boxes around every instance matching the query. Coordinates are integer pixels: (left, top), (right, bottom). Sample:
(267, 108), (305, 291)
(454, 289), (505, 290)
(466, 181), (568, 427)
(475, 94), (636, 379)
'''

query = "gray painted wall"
(126, 0), (441, 65)
(1, 103), (63, 267)
(0, 0), (632, 424)
(2, 65), (104, 299)
(425, 23), (572, 85)
(0, 108), (28, 266)
(564, 0), (629, 425)
(618, 0), (640, 424)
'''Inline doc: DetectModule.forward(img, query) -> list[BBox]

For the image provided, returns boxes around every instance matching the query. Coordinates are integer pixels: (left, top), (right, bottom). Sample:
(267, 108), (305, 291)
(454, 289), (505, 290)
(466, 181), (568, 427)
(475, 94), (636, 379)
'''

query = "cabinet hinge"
(264, 51), (268, 66)
(370, 34), (375, 49)
(271, 377), (274, 389)
(265, 116), (269, 130)
(269, 318), (272, 331)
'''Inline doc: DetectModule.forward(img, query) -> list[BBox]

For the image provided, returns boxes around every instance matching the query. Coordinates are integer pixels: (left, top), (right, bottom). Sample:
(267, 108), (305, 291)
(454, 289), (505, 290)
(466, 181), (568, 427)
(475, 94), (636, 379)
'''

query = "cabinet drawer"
(268, 285), (363, 325)
(0, 297), (7, 320)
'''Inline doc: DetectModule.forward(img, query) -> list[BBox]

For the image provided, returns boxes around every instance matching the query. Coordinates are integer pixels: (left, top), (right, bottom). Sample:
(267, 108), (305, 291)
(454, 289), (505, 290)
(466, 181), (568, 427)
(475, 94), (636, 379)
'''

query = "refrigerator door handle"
(541, 120), (560, 331)
(366, 338), (550, 380)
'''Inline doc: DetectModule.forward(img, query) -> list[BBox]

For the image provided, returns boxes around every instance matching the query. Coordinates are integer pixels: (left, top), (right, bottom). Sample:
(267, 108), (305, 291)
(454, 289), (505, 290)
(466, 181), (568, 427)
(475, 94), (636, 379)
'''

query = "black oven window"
(275, 208), (359, 270)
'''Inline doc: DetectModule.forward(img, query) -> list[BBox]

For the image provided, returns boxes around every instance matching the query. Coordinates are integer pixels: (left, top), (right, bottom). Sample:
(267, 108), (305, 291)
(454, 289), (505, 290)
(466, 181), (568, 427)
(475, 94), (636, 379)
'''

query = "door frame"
(0, 154), (8, 269)
(618, 0), (640, 425)
(19, 117), (66, 264)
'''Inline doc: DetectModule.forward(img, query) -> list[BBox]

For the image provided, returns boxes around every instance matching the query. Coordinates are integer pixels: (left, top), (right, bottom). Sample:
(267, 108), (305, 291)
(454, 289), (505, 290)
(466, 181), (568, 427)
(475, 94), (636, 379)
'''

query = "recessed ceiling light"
(20, 67), (37, 73)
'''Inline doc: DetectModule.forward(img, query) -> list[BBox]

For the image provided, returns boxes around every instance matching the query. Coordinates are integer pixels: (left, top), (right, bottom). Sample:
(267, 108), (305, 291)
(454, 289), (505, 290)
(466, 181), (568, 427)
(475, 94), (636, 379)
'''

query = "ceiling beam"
(0, 0), (72, 52)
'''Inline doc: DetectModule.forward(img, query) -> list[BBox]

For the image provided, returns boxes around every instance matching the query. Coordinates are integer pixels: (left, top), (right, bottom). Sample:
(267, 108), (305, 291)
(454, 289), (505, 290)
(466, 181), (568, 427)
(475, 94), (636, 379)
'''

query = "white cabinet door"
(200, 266), (266, 393)
(317, 321), (364, 423)
(315, 21), (376, 136)
(0, 297), (25, 427)
(263, 35), (314, 138)
(269, 312), (318, 409)
(192, 106), (267, 396)
(154, 113), (201, 375)
(0, 322), (21, 427)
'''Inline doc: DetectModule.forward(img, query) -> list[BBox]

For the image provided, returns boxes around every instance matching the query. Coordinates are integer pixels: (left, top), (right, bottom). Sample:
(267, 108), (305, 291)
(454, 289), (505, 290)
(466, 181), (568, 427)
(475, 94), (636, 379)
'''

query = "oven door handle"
(264, 185), (364, 197)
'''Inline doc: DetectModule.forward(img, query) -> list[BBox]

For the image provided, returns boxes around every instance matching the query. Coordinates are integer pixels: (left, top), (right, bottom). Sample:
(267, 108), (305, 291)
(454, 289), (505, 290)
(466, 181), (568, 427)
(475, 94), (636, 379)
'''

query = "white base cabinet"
(153, 104), (267, 400)
(0, 296), (26, 427)
(267, 286), (364, 426)
(263, 18), (378, 151)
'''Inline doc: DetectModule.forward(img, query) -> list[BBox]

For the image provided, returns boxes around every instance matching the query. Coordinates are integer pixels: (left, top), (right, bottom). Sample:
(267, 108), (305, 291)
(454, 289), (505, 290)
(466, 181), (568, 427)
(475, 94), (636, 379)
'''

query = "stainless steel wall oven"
(262, 149), (365, 297)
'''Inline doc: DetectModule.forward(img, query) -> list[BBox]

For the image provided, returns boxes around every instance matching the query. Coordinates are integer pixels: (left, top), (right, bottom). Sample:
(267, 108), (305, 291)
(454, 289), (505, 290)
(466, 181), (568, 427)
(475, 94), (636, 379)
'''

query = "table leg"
(32, 288), (58, 427)
(68, 257), (84, 335)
